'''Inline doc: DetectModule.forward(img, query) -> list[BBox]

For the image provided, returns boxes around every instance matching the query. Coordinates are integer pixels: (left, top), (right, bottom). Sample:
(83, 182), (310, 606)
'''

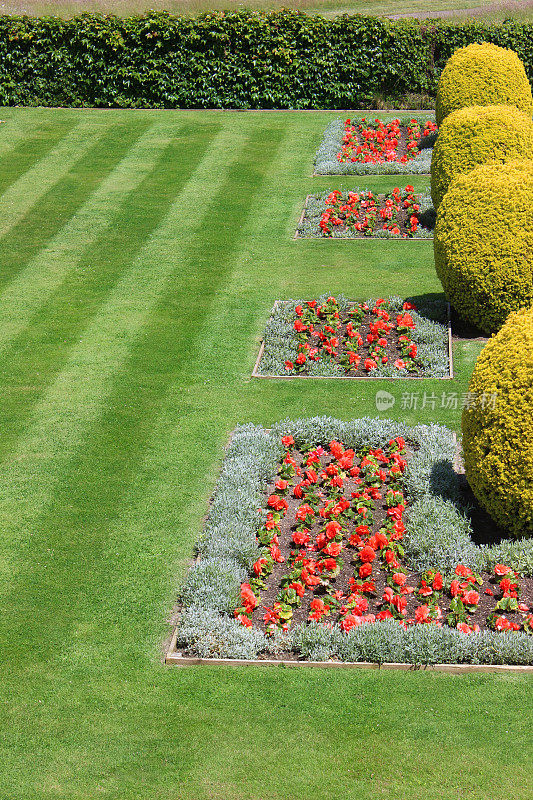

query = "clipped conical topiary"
(462, 306), (533, 537)
(430, 104), (533, 209)
(434, 159), (533, 334)
(435, 42), (533, 126)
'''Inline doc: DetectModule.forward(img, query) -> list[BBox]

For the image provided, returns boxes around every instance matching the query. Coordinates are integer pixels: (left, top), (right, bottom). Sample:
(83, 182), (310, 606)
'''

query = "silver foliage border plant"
(176, 417), (533, 663)
(297, 189), (434, 239)
(257, 295), (449, 378)
(314, 118), (434, 176)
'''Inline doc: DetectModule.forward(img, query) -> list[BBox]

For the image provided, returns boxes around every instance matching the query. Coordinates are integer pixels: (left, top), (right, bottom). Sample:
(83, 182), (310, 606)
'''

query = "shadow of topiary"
(428, 458), (508, 546)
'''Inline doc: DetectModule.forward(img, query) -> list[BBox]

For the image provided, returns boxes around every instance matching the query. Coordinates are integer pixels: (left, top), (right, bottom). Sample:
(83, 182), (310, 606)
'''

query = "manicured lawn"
(0, 107), (531, 799)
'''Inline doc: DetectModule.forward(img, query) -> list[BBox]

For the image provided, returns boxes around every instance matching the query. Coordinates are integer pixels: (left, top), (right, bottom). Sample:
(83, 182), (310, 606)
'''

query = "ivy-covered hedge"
(0, 12), (532, 108)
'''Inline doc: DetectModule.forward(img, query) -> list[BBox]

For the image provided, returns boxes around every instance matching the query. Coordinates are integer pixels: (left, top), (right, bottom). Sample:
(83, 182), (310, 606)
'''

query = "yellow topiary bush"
(430, 104), (533, 209)
(435, 42), (533, 126)
(462, 306), (533, 537)
(434, 159), (533, 334)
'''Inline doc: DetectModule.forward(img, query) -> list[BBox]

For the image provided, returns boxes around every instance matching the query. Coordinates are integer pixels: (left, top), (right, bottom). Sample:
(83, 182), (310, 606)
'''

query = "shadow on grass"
(429, 458), (508, 546)
(404, 291), (447, 323)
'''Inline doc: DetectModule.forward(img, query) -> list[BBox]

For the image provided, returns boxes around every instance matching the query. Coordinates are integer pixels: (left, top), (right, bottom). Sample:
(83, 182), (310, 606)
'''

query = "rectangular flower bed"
(295, 186), (434, 239)
(171, 418), (533, 665)
(253, 295), (452, 379)
(314, 116), (437, 176)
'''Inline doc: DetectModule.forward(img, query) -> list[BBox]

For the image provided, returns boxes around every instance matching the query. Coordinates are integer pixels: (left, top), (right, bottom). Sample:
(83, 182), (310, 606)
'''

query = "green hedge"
(0, 11), (532, 108)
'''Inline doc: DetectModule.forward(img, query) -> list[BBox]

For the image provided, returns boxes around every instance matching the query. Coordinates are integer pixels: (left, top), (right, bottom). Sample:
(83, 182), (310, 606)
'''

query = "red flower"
(240, 583), (258, 612)
(392, 572), (406, 586)
(450, 580), (460, 597)
(359, 545), (376, 563)
(325, 520), (342, 540)
(270, 543), (284, 563)
(281, 435), (294, 448)
(392, 595), (407, 615)
(382, 587), (394, 603)
(267, 495), (288, 513)
(329, 440), (344, 459)
(494, 564), (511, 576)
(301, 568), (321, 588)
(359, 563), (373, 579)
(352, 596), (369, 615)
(323, 541), (342, 557)
(463, 590), (480, 606)
(432, 573), (443, 591)
(295, 503), (314, 522)
(457, 622), (473, 634)
(253, 557), (268, 576)
(237, 614), (253, 627)
(292, 530), (310, 547)
(415, 605), (431, 623)
(340, 614), (361, 632)
(275, 478), (288, 491)
(289, 581), (305, 598)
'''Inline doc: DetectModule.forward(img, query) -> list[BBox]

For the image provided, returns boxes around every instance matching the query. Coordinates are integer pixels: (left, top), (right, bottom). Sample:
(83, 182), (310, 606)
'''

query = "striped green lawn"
(0, 107), (531, 800)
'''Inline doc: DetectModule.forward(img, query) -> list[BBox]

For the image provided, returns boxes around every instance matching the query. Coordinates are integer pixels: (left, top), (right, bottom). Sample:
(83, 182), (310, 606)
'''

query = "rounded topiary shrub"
(430, 104), (533, 209)
(435, 43), (533, 126)
(462, 306), (533, 537)
(434, 159), (533, 334)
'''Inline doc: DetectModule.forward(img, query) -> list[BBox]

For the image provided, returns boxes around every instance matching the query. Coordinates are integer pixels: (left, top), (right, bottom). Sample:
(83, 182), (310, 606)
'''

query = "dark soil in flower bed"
(285, 298), (426, 376)
(235, 437), (533, 637)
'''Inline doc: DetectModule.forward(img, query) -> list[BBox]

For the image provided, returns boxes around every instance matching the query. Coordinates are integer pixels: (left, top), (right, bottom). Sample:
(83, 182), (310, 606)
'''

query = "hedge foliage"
(435, 42), (533, 125)
(434, 159), (533, 334)
(0, 12), (532, 108)
(430, 104), (533, 209)
(462, 307), (533, 538)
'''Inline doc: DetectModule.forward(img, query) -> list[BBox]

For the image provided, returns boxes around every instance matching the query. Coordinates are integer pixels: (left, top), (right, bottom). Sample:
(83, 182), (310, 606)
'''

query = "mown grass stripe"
(0, 112), (74, 159)
(0, 123), (286, 661)
(0, 119), (189, 354)
(0, 121), (219, 463)
(0, 118), (112, 241)
(0, 119), (154, 296)
(83, 122), (295, 629)
(0, 117), (80, 197)
(0, 121), (248, 606)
